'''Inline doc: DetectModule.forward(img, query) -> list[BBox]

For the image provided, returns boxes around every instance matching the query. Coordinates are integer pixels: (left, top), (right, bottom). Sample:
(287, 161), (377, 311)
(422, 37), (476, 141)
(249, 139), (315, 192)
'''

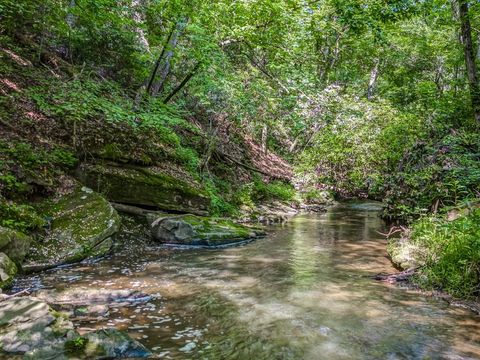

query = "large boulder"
(76, 163), (210, 215)
(26, 188), (121, 270)
(0, 226), (31, 263)
(151, 214), (265, 247)
(0, 252), (17, 289)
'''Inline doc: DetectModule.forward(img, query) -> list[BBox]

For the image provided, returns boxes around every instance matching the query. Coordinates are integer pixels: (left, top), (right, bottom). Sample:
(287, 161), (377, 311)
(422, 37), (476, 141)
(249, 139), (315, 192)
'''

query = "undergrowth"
(410, 203), (480, 300)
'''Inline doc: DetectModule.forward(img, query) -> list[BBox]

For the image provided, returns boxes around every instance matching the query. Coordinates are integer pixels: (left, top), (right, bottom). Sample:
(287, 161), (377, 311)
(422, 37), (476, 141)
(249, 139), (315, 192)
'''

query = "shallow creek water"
(14, 202), (480, 359)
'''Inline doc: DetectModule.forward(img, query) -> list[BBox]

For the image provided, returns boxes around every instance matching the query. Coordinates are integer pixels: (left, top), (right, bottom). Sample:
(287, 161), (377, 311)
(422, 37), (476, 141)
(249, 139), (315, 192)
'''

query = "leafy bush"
(300, 188), (332, 204)
(204, 179), (237, 217)
(254, 179), (296, 202)
(0, 199), (45, 231)
(297, 93), (423, 197)
(410, 204), (480, 300)
(233, 178), (296, 206)
(0, 141), (77, 198)
(233, 183), (256, 208)
(383, 130), (480, 221)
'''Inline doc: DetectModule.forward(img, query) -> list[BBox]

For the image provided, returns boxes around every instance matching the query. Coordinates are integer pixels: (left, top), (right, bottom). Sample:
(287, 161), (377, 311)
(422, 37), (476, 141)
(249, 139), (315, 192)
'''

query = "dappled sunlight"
(0, 48), (32, 67)
(0, 78), (21, 92)
(11, 203), (480, 359)
(24, 110), (47, 122)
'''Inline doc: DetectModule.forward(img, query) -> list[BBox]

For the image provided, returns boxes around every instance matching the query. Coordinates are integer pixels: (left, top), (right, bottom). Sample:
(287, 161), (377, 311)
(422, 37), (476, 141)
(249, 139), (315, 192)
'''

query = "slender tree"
(457, 0), (480, 124)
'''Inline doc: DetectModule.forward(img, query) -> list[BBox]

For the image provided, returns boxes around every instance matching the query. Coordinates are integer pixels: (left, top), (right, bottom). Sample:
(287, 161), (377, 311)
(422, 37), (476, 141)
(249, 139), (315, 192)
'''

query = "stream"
(13, 201), (480, 359)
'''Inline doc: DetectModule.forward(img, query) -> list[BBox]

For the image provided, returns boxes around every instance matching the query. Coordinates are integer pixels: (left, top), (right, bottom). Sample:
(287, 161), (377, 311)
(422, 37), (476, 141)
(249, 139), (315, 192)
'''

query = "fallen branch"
(373, 267), (419, 284)
(376, 225), (407, 238)
(110, 202), (164, 217)
(0, 288), (31, 301)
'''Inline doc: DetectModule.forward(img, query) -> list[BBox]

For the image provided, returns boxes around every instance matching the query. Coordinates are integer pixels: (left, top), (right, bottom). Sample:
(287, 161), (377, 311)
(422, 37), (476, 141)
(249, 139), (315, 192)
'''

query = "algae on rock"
(0, 226), (31, 263)
(0, 297), (151, 359)
(26, 187), (121, 269)
(0, 252), (17, 289)
(77, 163), (210, 215)
(0, 296), (75, 355)
(151, 214), (265, 246)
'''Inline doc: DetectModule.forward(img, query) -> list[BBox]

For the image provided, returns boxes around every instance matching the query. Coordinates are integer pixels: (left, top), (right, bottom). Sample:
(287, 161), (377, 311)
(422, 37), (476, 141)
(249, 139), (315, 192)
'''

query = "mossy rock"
(387, 236), (424, 270)
(0, 297), (75, 356)
(76, 163), (210, 215)
(65, 329), (151, 359)
(0, 252), (17, 289)
(0, 226), (31, 263)
(151, 214), (265, 247)
(26, 188), (121, 268)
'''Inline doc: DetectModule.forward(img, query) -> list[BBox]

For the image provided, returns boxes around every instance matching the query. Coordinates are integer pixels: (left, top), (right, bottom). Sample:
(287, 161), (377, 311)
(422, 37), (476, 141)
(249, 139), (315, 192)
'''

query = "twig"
(376, 225), (407, 238)
(0, 288), (31, 301)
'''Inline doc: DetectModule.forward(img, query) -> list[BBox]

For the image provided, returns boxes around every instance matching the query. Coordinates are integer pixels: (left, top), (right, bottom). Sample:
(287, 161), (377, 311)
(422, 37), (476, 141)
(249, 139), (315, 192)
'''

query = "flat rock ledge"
(0, 296), (151, 359)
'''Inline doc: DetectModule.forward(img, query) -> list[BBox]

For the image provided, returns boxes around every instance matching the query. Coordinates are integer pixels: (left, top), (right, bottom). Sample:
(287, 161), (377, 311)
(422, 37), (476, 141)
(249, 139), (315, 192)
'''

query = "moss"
(50, 189), (120, 244)
(387, 236), (423, 270)
(98, 143), (124, 161)
(64, 337), (89, 356)
(27, 188), (120, 265)
(0, 252), (17, 289)
(78, 164), (210, 214)
(152, 214), (264, 246)
(0, 226), (32, 264)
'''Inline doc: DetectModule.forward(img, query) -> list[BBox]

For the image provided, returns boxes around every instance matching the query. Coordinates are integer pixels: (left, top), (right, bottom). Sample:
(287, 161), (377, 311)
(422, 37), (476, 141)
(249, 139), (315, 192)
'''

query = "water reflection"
(13, 201), (480, 359)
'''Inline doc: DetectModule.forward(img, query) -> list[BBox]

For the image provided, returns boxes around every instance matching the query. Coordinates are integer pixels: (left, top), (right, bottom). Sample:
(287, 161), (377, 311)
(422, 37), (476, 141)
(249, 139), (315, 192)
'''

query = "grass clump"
(410, 204), (480, 300)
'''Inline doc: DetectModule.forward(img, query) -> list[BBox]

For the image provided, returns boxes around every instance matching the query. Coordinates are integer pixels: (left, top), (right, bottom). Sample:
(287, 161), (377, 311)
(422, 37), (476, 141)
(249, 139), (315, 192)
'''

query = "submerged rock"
(25, 188), (121, 270)
(0, 297), (151, 359)
(0, 297), (74, 355)
(34, 288), (152, 307)
(151, 214), (265, 246)
(69, 329), (152, 359)
(0, 226), (31, 263)
(0, 252), (17, 289)
(77, 163), (210, 215)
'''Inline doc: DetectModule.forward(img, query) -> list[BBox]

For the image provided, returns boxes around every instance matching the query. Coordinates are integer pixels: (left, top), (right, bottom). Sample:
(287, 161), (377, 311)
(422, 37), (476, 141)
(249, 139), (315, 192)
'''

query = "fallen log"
(110, 202), (165, 217)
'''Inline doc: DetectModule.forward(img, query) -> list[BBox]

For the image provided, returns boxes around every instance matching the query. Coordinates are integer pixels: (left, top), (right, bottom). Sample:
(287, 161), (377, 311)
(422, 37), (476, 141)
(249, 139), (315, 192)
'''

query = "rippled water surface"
(15, 202), (480, 359)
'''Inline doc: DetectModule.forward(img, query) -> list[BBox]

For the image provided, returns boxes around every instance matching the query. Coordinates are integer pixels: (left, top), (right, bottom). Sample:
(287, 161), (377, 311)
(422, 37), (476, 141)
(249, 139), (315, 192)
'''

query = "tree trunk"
(457, 0), (480, 124)
(151, 19), (187, 96)
(477, 32), (480, 61)
(367, 58), (379, 100)
(163, 62), (201, 103)
(261, 124), (268, 154)
(145, 26), (175, 97)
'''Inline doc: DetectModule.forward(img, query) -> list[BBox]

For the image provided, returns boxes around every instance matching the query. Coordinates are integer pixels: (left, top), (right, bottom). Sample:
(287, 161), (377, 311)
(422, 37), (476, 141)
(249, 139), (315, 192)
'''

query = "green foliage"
(233, 183), (256, 209)
(204, 179), (237, 217)
(253, 179), (296, 202)
(383, 130), (480, 221)
(0, 199), (44, 231)
(27, 78), (134, 124)
(410, 205), (480, 300)
(65, 336), (89, 355)
(233, 178), (296, 208)
(297, 93), (423, 197)
(0, 141), (77, 198)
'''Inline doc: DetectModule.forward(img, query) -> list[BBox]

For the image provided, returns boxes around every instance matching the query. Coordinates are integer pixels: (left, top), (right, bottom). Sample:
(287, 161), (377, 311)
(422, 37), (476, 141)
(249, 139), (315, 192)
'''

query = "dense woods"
(0, 0), (479, 353)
